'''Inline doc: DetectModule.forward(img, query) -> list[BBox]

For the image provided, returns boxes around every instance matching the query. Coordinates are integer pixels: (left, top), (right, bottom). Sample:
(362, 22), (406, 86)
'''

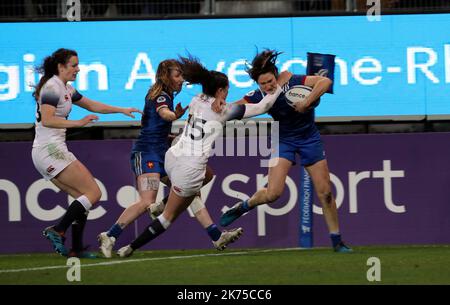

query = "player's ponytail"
(33, 48), (77, 101)
(179, 55), (228, 97)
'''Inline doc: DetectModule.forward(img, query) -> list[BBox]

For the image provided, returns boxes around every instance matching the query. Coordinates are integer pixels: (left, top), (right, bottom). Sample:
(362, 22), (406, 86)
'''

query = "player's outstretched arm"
(158, 103), (188, 122)
(242, 85), (282, 118)
(74, 96), (143, 118)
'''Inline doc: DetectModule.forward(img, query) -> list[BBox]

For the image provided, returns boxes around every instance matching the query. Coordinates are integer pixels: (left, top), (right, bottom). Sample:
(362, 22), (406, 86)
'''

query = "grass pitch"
(0, 245), (449, 285)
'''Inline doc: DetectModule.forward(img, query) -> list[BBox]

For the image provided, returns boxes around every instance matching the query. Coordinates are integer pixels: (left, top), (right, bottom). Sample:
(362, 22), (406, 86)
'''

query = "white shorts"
(32, 142), (77, 180)
(165, 150), (205, 198)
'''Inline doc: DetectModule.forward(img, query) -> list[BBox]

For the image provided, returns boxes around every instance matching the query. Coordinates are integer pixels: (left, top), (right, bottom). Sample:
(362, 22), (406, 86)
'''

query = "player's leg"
(98, 172), (160, 258)
(117, 173), (160, 227)
(305, 160), (351, 252)
(220, 157), (293, 227)
(51, 179), (82, 199)
(118, 154), (209, 257)
(99, 152), (164, 257)
(41, 159), (101, 256)
(302, 133), (352, 253)
(51, 178), (94, 258)
(305, 159), (338, 232)
(149, 165), (243, 249)
(117, 189), (195, 258)
(189, 195), (243, 250)
(149, 165), (215, 218)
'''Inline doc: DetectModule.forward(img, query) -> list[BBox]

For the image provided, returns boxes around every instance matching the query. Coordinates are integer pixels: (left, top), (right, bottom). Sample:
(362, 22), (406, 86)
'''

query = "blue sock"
(240, 200), (251, 212)
(330, 233), (342, 248)
(107, 223), (123, 239)
(206, 224), (222, 241)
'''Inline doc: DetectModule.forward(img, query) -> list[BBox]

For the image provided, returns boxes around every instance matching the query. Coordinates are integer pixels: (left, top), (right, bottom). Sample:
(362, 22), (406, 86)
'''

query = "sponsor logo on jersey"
(46, 165), (55, 174)
(246, 90), (255, 97)
(146, 161), (154, 169)
(157, 96), (167, 103)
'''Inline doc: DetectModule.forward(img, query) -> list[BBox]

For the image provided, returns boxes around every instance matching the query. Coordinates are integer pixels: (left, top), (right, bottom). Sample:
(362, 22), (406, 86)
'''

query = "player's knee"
(317, 191), (333, 206)
(266, 190), (282, 203)
(89, 186), (102, 204)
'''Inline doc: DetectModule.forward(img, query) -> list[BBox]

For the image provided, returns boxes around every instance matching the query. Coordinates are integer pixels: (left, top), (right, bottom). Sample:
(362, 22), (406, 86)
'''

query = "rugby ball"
(285, 85), (320, 109)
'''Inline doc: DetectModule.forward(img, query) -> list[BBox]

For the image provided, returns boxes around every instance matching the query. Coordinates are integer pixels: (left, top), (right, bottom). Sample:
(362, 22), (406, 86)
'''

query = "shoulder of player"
(288, 74), (307, 86)
(41, 79), (64, 98)
(243, 88), (264, 103)
(152, 91), (172, 104)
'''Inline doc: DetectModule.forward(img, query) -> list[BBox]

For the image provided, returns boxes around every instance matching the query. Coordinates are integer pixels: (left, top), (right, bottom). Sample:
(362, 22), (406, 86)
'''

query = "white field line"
(0, 247), (309, 274)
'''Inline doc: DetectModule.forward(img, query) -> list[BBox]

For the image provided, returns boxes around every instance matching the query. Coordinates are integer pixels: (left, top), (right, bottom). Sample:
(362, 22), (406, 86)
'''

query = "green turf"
(0, 245), (449, 285)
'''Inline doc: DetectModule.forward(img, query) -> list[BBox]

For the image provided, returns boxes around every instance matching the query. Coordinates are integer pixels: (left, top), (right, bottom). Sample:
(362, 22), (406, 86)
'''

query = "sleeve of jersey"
(292, 74), (307, 86)
(154, 95), (170, 112)
(222, 104), (246, 121)
(72, 90), (83, 102)
(242, 85), (282, 119)
(40, 85), (61, 107)
(243, 90), (262, 104)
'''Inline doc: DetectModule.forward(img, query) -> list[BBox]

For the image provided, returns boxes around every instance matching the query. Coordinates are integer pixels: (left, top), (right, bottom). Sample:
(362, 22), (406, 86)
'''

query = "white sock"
(77, 195), (92, 211)
(157, 214), (171, 230)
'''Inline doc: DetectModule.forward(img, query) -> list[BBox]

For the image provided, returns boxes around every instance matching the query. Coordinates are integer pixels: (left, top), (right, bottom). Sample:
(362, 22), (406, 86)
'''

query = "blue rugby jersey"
(244, 74), (318, 141)
(132, 91), (174, 152)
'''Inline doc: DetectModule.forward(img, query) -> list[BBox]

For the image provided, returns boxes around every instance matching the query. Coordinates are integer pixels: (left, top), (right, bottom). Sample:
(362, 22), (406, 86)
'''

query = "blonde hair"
(148, 59), (182, 100)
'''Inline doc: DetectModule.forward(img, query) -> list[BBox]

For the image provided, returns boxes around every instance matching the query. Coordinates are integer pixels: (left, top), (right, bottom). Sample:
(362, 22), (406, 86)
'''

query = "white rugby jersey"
(169, 86), (281, 169)
(33, 75), (83, 147)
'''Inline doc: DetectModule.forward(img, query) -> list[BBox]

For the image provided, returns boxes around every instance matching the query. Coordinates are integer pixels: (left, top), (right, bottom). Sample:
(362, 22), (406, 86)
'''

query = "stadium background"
(0, 0), (449, 285)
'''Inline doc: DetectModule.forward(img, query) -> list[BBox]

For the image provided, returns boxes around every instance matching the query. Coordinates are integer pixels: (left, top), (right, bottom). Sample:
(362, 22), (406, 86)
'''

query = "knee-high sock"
(71, 212), (88, 252)
(130, 218), (166, 250)
(54, 196), (91, 234)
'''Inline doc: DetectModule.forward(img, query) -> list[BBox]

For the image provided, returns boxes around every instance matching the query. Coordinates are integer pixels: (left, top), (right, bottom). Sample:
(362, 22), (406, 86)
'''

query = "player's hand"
(294, 98), (317, 113)
(212, 97), (226, 113)
(122, 107), (143, 118)
(174, 103), (188, 119)
(79, 114), (99, 126)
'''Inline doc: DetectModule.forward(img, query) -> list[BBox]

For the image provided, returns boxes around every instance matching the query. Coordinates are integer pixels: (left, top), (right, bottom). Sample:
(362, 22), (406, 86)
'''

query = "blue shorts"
(274, 131), (325, 166)
(130, 151), (167, 177)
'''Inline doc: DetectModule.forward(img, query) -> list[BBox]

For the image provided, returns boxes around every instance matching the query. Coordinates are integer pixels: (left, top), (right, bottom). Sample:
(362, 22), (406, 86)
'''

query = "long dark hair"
(148, 59), (182, 100)
(246, 49), (282, 82)
(178, 55), (228, 97)
(33, 48), (78, 101)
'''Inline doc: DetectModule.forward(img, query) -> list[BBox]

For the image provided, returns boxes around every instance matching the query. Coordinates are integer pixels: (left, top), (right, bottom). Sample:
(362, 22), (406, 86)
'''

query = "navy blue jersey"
(244, 74), (317, 141)
(132, 91), (173, 152)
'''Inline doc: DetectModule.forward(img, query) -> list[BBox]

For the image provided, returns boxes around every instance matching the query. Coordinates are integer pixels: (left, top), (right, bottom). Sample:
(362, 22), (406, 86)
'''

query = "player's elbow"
(323, 77), (332, 89)
(41, 117), (52, 128)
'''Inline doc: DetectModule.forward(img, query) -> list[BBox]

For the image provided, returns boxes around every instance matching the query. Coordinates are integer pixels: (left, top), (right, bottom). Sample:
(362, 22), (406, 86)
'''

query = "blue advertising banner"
(0, 14), (449, 124)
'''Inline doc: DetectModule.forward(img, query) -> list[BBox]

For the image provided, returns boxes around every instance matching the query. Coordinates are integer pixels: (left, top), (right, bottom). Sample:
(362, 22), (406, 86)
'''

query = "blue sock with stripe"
(330, 232), (342, 248)
(107, 223), (123, 239)
(206, 224), (222, 241)
(240, 200), (251, 212)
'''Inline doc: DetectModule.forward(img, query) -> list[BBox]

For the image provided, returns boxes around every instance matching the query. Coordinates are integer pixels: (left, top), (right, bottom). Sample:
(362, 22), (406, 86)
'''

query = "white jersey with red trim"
(33, 75), (82, 148)
(168, 86), (282, 170)
(169, 93), (245, 169)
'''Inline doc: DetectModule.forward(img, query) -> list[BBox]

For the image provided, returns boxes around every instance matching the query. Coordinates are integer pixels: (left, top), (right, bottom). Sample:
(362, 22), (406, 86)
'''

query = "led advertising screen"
(0, 14), (449, 125)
